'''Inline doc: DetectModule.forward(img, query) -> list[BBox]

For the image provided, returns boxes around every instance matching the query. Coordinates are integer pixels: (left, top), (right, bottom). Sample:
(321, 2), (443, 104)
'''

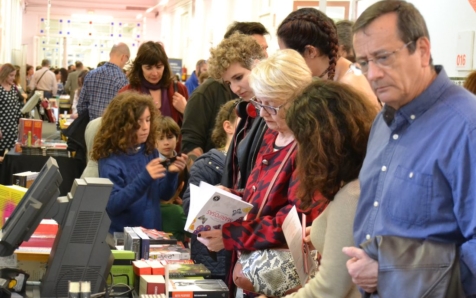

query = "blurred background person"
(336, 20), (356, 62)
(65, 61), (84, 102)
(0, 64), (22, 160)
(120, 41), (189, 128)
(185, 59), (208, 95)
(26, 64), (34, 93)
(70, 69), (89, 119)
(14, 65), (26, 104)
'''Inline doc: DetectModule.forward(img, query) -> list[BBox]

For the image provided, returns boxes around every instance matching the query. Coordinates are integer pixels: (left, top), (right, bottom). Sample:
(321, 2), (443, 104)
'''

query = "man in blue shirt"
(184, 59), (208, 95)
(77, 43), (130, 120)
(343, 1), (476, 296)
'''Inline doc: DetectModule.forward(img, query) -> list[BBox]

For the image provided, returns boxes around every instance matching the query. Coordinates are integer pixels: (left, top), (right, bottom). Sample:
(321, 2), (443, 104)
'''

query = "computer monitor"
(0, 157), (114, 297)
(21, 93), (41, 119)
(0, 157), (62, 256)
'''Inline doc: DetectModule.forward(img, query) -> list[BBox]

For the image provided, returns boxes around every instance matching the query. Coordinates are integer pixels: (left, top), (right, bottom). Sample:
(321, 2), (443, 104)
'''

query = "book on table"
(185, 181), (253, 234)
(167, 263), (211, 278)
(167, 279), (229, 298)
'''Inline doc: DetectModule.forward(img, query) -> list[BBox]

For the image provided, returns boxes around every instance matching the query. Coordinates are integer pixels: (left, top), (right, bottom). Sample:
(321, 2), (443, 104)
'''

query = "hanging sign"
(456, 31), (474, 70)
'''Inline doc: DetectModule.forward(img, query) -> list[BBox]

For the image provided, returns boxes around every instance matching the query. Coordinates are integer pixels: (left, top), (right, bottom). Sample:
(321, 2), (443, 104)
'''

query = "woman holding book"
(259, 81), (377, 298)
(197, 50), (329, 296)
(92, 91), (186, 234)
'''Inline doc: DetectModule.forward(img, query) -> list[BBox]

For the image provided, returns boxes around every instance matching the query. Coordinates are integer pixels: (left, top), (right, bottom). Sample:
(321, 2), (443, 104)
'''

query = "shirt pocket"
(384, 165), (432, 226)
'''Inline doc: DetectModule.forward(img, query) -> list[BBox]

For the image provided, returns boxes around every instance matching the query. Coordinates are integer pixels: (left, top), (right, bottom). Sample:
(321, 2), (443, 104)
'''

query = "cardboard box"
(12, 171), (38, 188)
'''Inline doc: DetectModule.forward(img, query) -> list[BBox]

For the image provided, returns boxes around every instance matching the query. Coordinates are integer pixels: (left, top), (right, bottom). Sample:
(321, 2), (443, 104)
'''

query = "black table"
(0, 152), (85, 196)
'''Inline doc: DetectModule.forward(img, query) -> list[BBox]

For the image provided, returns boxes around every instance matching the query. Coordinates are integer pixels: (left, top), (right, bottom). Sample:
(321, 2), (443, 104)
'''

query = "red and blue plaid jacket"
(222, 130), (328, 251)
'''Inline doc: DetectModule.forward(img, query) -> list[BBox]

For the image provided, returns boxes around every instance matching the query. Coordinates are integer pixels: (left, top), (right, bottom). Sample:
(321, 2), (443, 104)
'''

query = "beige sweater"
(285, 180), (361, 298)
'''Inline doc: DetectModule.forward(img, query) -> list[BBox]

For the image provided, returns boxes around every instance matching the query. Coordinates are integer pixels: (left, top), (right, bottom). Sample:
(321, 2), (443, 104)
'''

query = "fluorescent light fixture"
(136, 13), (143, 19)
(71, 14), (113, 22)
(146, 0), (168, 13)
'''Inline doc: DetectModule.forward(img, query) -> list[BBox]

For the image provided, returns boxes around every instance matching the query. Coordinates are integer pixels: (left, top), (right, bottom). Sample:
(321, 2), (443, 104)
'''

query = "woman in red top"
(119, 41), (188, 127)
(198, 49), (329, 296)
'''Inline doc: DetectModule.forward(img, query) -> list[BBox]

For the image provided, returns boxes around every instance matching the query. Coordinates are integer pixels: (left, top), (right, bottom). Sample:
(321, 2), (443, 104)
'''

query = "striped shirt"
(77, 62), (128, 120)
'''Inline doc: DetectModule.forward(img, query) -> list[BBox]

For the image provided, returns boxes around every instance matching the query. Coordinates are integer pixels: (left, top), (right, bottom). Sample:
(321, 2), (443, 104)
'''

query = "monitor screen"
(21, 93), (41, 114)
(0, 157), (62, 256)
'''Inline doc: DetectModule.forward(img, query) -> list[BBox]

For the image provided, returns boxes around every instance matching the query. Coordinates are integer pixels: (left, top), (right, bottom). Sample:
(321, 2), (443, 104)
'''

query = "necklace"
(318, 66), (330, 79)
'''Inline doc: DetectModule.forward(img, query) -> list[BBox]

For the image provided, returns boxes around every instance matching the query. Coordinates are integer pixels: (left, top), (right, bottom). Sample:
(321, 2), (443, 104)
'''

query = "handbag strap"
(36, 69), (48, 87)
(255, 141), (297, 218)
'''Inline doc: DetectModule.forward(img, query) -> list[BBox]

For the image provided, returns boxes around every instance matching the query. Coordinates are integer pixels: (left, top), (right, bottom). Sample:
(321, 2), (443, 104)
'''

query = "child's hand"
(146, 158), (167, 179)
(168, 153), (188, 173)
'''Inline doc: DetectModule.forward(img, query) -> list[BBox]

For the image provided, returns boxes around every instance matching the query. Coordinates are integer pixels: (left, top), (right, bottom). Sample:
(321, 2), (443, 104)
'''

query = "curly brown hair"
(128, 41), (173, 89)
(91, 91), (158, 160)
(208, 33), (265, 79)
(211, 100), (238, 148)
(277, 8), (339, 80)
(464, 71), (476, 95)
(286, 80), (377, 207)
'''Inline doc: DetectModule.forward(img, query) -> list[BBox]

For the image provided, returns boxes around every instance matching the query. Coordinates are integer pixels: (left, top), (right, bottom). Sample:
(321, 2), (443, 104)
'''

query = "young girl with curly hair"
(92, 91), (187, 234)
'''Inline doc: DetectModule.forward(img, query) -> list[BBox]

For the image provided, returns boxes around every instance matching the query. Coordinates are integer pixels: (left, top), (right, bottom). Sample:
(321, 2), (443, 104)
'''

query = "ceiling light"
(136, 13), (143, 19)
(71, 14), (113, 22)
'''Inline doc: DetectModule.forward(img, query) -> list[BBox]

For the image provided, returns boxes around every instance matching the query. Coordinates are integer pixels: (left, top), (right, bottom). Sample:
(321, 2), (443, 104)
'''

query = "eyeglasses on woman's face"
(250, 97), (286, 116)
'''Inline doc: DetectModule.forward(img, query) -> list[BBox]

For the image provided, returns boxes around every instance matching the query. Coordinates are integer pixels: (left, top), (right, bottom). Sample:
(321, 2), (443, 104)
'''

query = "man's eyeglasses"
(250, 97), (286, 116)
(356, 41), (414, 74)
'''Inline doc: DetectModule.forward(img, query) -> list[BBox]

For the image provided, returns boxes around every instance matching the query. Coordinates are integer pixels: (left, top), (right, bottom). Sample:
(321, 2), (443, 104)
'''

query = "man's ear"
(417, 37), (432, 67)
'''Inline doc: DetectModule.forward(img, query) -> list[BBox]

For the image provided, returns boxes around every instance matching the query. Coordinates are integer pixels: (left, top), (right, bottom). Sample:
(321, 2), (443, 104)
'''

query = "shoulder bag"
(232, 142), (309, 297)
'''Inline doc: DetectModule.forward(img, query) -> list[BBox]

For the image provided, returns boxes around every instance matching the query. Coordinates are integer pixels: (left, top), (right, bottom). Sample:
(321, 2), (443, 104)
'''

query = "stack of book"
(12, 171), (38, 188)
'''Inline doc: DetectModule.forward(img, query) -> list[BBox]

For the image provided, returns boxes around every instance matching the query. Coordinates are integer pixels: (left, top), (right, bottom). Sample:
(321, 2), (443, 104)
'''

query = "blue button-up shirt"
(355, 66), (476, 295)
(77, 62), (128, 120)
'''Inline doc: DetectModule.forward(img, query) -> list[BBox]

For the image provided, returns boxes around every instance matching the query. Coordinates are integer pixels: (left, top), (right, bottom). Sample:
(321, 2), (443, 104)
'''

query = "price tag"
(456, 31), (474, 70)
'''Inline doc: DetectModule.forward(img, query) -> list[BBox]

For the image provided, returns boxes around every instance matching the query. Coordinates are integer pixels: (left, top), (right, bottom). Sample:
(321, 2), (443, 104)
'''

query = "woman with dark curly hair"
(92, 91), (187, 234)
(119, 41), (188, 127)
(266, 80), (377, 298)
(277, 8), (380, 110)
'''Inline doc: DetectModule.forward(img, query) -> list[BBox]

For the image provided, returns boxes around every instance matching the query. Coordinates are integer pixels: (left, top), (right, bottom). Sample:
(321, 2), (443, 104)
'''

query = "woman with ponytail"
(277, 8), (380, 110)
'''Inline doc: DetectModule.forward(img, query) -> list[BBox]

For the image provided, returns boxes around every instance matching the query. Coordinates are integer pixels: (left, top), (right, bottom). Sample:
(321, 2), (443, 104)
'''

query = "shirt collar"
(385, 65), (451, 126)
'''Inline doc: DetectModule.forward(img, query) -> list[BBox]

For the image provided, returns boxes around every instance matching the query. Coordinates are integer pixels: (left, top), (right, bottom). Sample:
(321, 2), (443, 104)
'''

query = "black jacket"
(182, 149), (229, 279)
(181, 78), (236, 154)
(221, 116), (267, 189)
(62, 112), (89, 169)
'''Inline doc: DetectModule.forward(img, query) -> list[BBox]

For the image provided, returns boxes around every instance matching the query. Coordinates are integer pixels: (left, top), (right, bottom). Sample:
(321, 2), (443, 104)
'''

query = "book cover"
(0, 184), (27, 227)
(140, 275), (166, 295)
(124, 227), (141, 260)
(149, 245), (190, 261)
(133, 260), (152, 276)
(168, 263), (211, 278)
(168, 279), (229, 298)
(185, 182), (253, 234)
(161, 259), (194, 265)
(133, 227), (181, 259)
(140, 227), (178, 245)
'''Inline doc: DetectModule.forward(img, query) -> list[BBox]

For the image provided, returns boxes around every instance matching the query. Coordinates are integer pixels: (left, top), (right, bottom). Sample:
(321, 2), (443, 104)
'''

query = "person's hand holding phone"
(146, 158), (167, 179)
(168, 153), (188, 173)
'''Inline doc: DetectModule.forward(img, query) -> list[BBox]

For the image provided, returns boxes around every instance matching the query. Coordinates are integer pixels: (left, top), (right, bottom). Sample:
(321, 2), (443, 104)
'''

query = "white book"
(283, 205), (316, 286)
(184, 181), (253, 234)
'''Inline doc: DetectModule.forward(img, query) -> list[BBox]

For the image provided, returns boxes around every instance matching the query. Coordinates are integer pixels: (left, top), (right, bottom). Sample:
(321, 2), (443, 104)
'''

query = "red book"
(133, 260), (152, 276)
(145, 259), (165, 275)
(139, 275), (165, 295)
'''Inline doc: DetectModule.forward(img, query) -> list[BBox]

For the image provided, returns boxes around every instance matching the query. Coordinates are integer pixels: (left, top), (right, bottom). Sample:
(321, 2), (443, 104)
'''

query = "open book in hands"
(185, 181), (253, 234)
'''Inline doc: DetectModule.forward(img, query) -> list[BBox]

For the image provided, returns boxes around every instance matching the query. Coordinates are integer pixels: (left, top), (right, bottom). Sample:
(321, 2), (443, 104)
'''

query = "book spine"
(168, 290), (229, 298)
